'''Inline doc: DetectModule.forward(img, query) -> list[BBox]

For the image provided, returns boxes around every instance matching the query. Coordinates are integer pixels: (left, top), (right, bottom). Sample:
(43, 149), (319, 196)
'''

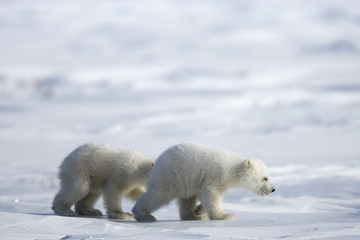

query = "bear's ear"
(245, 159), (253, 169)
(149, 161), (155, 168)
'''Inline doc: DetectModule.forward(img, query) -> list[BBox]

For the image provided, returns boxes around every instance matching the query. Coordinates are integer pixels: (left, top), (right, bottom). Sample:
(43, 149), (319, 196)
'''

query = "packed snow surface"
(0, 0), (360, 239)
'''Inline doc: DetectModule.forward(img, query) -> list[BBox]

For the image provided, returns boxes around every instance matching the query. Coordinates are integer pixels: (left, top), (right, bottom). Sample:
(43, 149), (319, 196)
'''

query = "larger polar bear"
(52, 143), (154, 220)
(132, 143), (275, 222)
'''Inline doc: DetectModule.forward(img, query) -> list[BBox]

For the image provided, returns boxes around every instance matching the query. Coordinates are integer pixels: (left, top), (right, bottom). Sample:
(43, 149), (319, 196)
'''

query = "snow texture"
(0, 0), (360, 239)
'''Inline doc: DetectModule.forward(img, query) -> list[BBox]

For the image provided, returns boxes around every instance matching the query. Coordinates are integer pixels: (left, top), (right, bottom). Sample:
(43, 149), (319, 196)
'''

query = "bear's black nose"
(272, 188), (275, 192)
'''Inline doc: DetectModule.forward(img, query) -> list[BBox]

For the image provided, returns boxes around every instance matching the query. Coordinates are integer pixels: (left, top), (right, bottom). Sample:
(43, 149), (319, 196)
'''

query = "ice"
(1, 0), (360, 239)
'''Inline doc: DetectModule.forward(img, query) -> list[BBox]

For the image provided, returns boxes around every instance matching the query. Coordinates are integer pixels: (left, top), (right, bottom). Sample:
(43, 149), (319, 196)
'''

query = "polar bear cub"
(52, 143), (154, 220)
(132, 143), (275, 222)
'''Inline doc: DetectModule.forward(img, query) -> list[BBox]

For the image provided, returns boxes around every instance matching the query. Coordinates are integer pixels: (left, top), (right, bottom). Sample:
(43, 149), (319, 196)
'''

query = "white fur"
(132, 143), (275, 222)
(52, 143), (154, 220)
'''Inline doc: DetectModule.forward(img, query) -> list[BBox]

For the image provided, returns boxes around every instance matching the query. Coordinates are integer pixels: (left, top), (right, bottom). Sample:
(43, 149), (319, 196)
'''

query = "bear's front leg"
(75, 191), (103, 217)
(200, 191), (238, 221)
(126, 187), (146, 202)
(107, 210), (135, 220)
(104, 183), (135, 220)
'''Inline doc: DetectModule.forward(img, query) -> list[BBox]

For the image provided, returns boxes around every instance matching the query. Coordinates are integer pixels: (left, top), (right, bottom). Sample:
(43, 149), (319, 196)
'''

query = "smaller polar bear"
(132, 143), (275, 222)
(52, 143), (154, 220)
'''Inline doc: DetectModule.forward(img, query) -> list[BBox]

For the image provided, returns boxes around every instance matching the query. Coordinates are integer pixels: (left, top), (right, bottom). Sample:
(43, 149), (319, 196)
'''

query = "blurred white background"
(1, 1), (360, 239)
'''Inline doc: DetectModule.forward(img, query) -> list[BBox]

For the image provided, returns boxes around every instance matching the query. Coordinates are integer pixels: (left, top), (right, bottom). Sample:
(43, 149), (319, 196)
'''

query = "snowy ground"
(1, 0), (360, 239)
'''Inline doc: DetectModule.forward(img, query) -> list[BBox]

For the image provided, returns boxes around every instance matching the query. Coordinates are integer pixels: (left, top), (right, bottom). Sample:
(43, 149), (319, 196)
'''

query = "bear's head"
(137, 160), (155, 185)
(238, 158), (275, 196)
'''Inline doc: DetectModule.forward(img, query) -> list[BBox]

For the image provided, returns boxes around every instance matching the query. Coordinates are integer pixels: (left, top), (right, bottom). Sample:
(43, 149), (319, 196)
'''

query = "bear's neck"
(227, 156), (248, 189)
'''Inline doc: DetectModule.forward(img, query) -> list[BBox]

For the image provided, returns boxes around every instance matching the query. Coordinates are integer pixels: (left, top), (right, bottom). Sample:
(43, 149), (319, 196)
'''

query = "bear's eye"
(263, 177), (268, 181)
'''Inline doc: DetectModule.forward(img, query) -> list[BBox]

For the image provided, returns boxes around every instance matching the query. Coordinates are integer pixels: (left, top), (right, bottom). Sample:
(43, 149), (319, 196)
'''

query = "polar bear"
(52, 143), (154, 220)
(132, 143), (275, 222)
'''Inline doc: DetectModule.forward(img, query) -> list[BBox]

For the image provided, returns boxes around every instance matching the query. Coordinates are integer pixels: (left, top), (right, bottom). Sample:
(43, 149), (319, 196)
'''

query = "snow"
(1, 0), (360, 239)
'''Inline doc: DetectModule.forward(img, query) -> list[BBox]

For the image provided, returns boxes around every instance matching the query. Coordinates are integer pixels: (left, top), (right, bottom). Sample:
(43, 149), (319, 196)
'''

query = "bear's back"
(60, 143), (148, 181)
(157, 142), (235, 167)
(150, 143), (239, 195)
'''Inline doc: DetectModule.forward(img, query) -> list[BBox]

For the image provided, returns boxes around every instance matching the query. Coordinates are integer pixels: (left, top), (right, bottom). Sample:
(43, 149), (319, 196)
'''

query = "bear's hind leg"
(132, 187), (173, 222)
(178, 196), (208, 220)
(193, 203), (209, 220)
(52, 184), (89, 217)
(75, 190), (103, 217)
(52, 189), (76, 217)
(199, 191), (237, 221)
